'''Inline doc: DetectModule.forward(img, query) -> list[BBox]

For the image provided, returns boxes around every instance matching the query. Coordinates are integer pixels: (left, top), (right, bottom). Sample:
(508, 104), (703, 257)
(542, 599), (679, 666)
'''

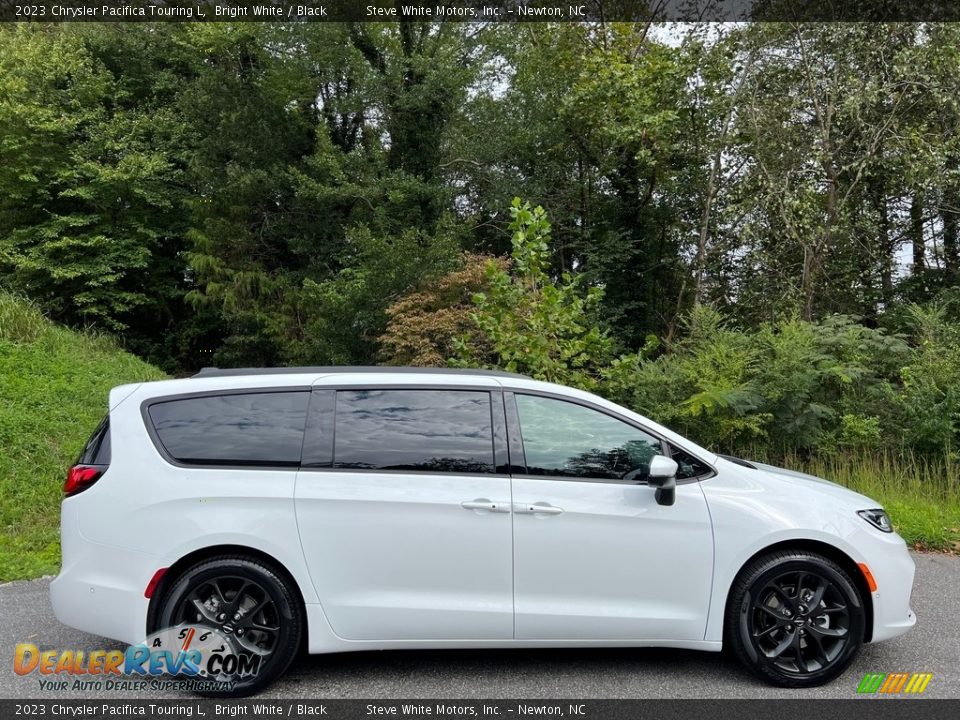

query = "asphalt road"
(1, 553), (957, 700)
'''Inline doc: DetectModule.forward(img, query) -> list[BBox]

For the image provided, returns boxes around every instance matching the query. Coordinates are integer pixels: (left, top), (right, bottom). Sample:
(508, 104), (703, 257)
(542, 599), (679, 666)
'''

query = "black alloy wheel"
(173, 575), (281, 659)
(157, 556), (303, 697)
(727, 551), (865, 687)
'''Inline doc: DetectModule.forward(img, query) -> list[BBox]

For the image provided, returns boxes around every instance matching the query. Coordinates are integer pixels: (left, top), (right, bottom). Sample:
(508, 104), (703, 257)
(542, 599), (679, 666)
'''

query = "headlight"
(858, 508), (893, 533)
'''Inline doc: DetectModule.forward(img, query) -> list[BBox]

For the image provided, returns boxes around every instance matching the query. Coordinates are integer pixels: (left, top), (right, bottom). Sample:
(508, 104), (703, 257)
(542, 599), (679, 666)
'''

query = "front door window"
(514, 394), (662, 482)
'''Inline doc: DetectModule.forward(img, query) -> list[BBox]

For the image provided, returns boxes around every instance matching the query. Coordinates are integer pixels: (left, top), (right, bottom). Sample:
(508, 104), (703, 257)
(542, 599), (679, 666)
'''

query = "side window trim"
(490, 390), (510, 475)
(503, 389), (715, 484)
(141, 386), (311, 471)
(301, 389), (335, 468)
(502, 391), (527, 475)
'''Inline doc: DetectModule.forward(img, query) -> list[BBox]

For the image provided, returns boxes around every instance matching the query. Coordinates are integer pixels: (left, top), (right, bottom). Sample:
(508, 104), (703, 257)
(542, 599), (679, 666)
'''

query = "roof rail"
(191, 366), (532, 380)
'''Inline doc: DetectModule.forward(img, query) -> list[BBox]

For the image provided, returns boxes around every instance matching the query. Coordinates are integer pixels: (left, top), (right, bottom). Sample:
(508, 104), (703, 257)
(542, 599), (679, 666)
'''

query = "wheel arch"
(145, 543), (309, 648)
(724, 538), (874, 643)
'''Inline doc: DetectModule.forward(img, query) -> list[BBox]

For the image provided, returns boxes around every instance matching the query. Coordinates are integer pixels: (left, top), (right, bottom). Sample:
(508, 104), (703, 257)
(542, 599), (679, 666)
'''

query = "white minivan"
(51, 367), (916, 695)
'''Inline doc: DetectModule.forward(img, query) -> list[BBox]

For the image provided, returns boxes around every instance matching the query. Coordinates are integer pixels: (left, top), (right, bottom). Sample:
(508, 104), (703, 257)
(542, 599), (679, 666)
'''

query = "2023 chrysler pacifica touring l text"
(51, 367), (916, 695)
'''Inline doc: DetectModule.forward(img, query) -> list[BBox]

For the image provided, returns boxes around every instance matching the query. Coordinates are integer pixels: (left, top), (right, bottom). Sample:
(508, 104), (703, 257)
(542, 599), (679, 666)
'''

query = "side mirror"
(648, 455), (678, 507)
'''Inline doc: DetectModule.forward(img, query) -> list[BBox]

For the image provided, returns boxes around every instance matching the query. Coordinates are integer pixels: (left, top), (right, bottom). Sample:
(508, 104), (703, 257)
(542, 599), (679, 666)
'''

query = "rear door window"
(148, 391), (310, 466)
(332, 389), (495, 474)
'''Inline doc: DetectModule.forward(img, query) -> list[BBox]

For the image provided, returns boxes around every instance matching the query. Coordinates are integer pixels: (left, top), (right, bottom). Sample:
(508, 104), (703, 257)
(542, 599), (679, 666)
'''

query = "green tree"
(0, 25), (194, 366)
(455, 199), (613, 390)
(184, 20), (482, 366)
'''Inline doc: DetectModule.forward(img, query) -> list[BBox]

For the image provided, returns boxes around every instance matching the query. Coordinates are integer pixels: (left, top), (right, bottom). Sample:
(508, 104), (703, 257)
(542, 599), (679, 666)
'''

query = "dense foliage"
(4, 20), (960, 468)
(432, 199), (960, 462)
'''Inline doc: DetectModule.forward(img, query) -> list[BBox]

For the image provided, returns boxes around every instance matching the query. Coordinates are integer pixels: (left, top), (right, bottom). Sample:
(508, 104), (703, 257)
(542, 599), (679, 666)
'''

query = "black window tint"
(149, 392), (310, 466)
(78, 416), (110, 465)
(515, 394), (662, 481)
(671, 446), (713, 480)
(334, 390), (495, 474)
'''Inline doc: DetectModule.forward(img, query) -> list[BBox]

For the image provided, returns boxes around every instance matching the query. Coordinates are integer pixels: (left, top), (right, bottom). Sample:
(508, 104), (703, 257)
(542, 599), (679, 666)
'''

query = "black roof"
(191, 366), (532, 380)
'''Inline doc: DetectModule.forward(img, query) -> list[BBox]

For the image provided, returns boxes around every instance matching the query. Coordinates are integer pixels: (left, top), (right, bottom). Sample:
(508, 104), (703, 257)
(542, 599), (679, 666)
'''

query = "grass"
(758, 451), (960, 552)
(0, 292), (166, 581)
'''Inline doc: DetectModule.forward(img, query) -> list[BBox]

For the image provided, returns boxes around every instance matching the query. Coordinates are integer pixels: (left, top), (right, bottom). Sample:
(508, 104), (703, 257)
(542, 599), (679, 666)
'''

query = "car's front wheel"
(156, 555), (303, 697)
(726, 550), (865, 687)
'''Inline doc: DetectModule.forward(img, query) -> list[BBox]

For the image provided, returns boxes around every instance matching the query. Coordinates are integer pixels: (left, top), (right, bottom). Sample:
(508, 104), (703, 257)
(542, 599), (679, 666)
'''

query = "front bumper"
(861, 530), (916, 643)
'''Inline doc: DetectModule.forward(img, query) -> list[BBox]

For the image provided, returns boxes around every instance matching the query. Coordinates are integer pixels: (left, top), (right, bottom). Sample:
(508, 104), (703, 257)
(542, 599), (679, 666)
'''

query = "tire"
(726, 550), (865, 687)
(156, 555), (303, 697)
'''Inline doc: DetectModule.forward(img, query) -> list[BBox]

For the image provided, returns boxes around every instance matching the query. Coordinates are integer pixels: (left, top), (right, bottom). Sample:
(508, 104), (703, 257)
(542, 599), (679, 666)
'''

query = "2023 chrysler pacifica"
(51, 367), (916, 695)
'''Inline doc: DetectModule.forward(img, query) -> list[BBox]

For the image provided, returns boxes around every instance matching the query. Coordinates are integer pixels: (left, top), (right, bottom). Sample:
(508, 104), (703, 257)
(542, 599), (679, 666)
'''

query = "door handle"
(461, 499), (510, 513)
(514, 502), (564, 516)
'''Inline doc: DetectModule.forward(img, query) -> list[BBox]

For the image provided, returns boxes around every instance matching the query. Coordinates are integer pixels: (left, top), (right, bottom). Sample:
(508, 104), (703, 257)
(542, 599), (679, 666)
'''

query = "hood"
(718, 456), (880, 510)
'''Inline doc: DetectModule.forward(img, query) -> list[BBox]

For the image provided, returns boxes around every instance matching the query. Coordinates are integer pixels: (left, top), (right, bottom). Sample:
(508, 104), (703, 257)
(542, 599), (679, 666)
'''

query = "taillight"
(64, 465), (106, 497)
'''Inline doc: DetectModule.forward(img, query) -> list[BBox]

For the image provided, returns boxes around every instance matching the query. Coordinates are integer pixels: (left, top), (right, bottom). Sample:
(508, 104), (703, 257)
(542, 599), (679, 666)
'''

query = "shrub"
(453, 199), (614, 391)
(377, 253), (506, 367)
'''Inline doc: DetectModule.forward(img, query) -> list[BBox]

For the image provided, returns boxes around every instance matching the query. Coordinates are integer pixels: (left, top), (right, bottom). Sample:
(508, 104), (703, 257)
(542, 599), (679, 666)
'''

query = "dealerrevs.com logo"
(14, 625), (260, 693)
(856, 672), (933, 695)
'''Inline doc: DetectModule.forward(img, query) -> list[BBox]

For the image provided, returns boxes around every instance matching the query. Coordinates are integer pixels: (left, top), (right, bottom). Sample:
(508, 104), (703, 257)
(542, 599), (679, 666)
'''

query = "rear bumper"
(49, 499), (155, 646)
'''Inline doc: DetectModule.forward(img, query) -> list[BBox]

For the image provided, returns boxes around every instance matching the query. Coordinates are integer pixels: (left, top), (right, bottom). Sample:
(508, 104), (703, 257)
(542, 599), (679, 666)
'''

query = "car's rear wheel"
(157, 556), (303, 697)
(726, 550), (865, 687)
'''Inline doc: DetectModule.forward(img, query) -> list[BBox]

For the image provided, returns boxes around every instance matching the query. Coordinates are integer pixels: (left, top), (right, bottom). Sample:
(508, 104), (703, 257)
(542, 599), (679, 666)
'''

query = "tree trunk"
(694, 54), (754, 306)
(694, 156), (718, 306)
(803, 168), (838, 321)
(911, 193), (925, 275)
(943, 187), (959, 279)
(875, 184), (894, 305)
(857, 240), (878, 325)
(801, 245), (816, 321)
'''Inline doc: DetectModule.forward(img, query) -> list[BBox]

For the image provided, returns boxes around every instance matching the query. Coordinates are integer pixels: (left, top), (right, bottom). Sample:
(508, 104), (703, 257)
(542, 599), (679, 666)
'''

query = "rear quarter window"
(78, 416), (111, 465)
(147, 391), (310, 466)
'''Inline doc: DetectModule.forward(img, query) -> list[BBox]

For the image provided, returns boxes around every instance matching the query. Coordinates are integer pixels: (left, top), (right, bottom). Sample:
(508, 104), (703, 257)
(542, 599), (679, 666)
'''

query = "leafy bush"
(894, 304), (960, 455)
(452, 199), (614, 391)
(378, 253), (506, 367)
(601, 309), (920, 456)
